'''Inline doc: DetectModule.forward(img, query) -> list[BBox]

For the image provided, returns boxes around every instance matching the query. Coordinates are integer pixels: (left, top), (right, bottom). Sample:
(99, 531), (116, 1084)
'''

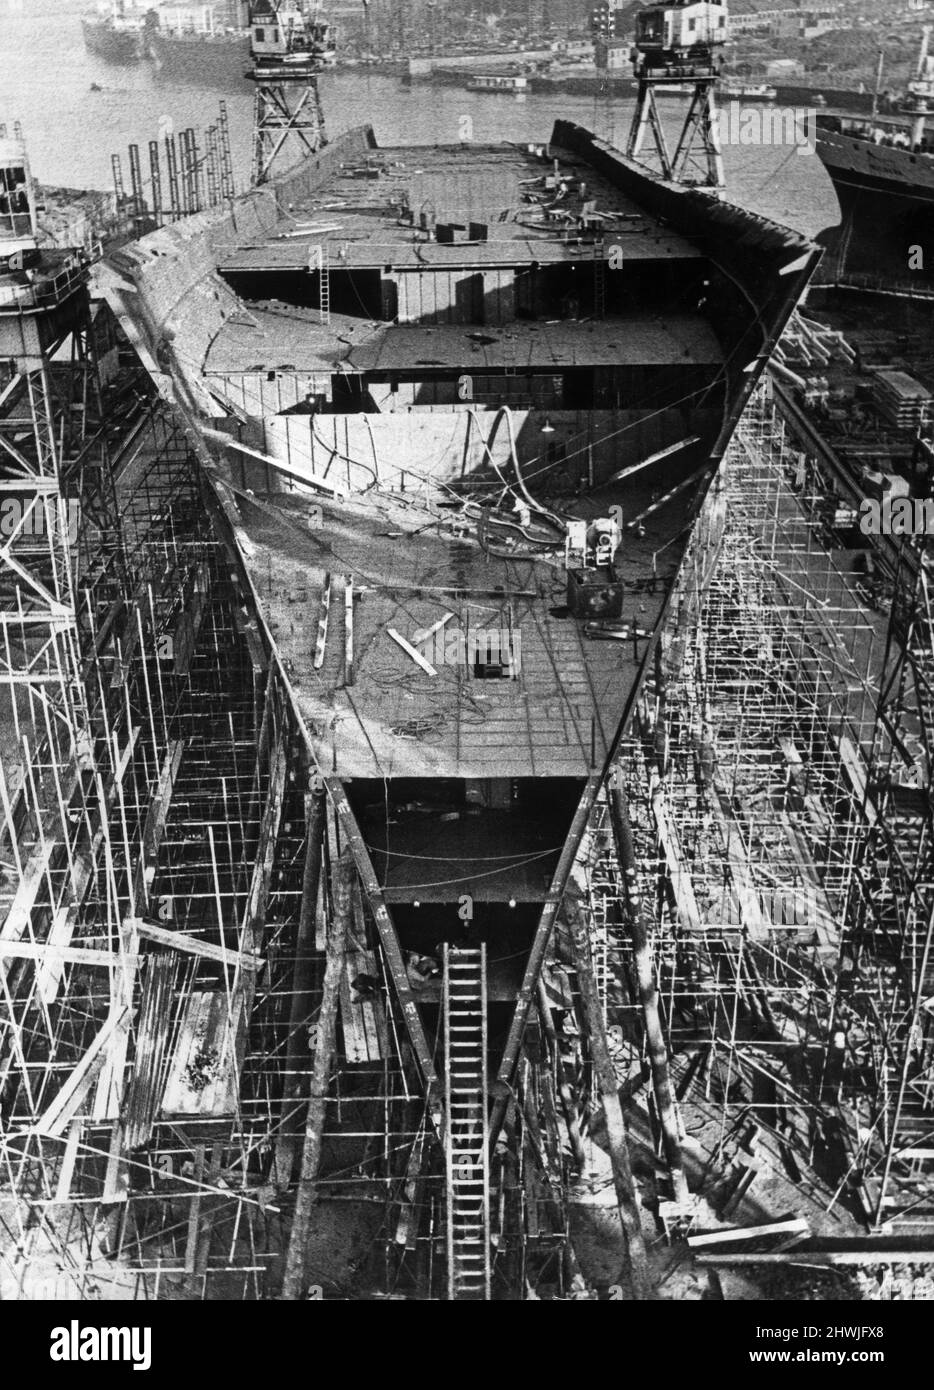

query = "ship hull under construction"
(0, 118), (831, 1300)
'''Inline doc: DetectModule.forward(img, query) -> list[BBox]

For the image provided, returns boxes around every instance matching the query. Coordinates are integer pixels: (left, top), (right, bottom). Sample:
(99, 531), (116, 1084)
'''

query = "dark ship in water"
(145, 1), (254, 87)
(815, 28), (934, 293)
(81, 0), (152, 62)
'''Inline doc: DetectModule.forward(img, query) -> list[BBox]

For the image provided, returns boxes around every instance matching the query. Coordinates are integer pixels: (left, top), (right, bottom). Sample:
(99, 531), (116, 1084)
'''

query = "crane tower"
(248, 1), (336, 186)
(626, 1), (728, 187)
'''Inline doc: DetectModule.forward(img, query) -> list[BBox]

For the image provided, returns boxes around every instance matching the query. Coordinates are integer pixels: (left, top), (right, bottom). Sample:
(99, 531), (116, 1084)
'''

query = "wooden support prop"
(313, 572), (331, 671)
(0, 940), (141, 968)
(280, 851), (352, 1300)
(134, 919), (263, 971)
(536, 980), (585, 1172)
(134, 739), (185, 913)
(695, 1249), (934, 1266)
(344, 576), (354, 686)
(625, 464), (712, 530)
(652, 791), (704, 932)
(274, 786), (327, 1189)
(326, 778), (442, 1119)
(687, 1217), (810, 1249)
(609, 785), (689, 1208)
(609, 435), (700, 484)
(185, 1144), (206, 1274)
(565, 887), (652, 1300)
(490, 777), (600, 1147)
(54, 1118), (82, 1202)
(32, 1008), (129, 1137)
(388, 626), (437, 677)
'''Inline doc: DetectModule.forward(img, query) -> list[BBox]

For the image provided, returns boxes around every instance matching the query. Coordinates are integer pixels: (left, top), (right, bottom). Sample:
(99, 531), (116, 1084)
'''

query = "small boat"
(467, 72), (528, 93)
(721, 80), (777, 102)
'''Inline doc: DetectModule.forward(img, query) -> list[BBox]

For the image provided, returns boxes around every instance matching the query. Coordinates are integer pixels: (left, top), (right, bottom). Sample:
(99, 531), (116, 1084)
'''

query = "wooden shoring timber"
(172, 561), (210, 677)
(608, 785), (689, 1208)
(274, 786), (326, 1190)
(340, 881), (388, 1063)
(490, 776), (601, 1147)
(184, 1144), (207, 1275)
(123, 953), (179, 1151)
(709, 790), (770, 942)
(0, 838), (56, 959)
(833, 732), (877, 827)
(4, 723), (137, 993)
(313, 572), (332, 671)
(394, 1123), (428, 1254)
(109, 591), (145, 689)
(651, 791), (704, 933)
(93, 920), (141, 1122)
(326, 777), (442, 1121)
(133, 920), (263, 971)
(132, 738), (185, 914)
(777, 736), (830, 839)
(339, 947), (389, 1063)
(194, 1143), (225, 1278)
(31, 1007), (129, 1137)
(232, 600), (267, 674)
(254, 667), (280, 788)
(244, 732), (288, 935)
(564, 886), (652, 1299)
(102, 1119), (129, 1204)
(344, 575), (354, 687)
(695, 1249), (934, 1266)
(54, 1118), (83, 1202)
(280, 851), (352, 1300)
(535, 980), (585, 1172)
(777, 811), (838, 949)
(687, 1217), (810, 1249)
(0, 940), (142, 967)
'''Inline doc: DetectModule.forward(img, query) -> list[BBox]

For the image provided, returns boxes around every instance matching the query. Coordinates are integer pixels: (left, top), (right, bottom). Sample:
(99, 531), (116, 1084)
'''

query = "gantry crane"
(247, 0), (336, 185)
(626, 1), (728, 187)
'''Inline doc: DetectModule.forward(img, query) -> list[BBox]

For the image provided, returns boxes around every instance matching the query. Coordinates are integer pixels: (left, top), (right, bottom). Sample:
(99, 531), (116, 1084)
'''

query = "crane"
(626, 1), (729, 187)
(247, 1), (336, 185)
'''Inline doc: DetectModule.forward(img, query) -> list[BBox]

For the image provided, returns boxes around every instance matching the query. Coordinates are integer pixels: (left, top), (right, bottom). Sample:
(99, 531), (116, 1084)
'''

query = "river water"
(1, 0), (837, 240)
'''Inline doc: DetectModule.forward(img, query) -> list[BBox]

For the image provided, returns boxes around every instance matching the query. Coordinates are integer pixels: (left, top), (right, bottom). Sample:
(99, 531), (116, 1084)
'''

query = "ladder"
(593, 241), (606, 320)
(217, 100), (236, 200)
(319, 243), (331, 326)
(443, 944), (491, 1300)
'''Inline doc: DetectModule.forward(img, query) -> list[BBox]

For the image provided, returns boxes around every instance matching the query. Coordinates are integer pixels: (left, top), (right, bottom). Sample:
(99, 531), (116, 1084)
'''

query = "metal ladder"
(317, 243), (331, 326)
(443, 944), (491, 1300)
(593, 240), (606, 320)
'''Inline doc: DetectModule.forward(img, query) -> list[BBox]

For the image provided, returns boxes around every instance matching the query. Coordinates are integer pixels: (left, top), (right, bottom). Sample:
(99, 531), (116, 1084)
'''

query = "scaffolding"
(576, 380), (934, 1236)
(11, 286), (934, 1303)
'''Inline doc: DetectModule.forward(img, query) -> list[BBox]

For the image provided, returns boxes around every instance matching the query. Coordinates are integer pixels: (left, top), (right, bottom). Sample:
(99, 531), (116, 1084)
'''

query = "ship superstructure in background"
(248, 1), (334, 183)
(81, 0), (154, 62)
(145, 2), (253, 87)
(627, 1), (729, 187)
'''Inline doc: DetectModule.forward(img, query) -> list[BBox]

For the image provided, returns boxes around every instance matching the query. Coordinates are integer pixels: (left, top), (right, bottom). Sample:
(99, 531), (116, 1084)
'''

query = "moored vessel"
(81, 0), (151, 62)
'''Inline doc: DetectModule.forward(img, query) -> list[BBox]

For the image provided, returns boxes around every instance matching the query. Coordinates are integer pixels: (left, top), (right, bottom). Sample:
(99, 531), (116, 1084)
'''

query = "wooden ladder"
(443, 944), (491, 1300)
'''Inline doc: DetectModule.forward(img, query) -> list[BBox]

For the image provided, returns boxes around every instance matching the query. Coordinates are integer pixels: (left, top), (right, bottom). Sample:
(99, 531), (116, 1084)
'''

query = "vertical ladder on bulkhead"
(593, 240), (606, 320)
(319, 243), (331, 326)
(443, 944), (491, 1300)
